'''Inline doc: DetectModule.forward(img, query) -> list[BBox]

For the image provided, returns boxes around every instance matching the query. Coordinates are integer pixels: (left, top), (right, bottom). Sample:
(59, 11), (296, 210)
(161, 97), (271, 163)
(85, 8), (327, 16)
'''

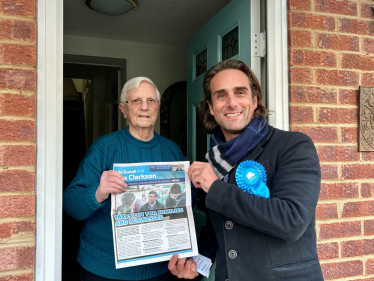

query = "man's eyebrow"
(212, 89), (227, 95)
(234, 86), (249, 91)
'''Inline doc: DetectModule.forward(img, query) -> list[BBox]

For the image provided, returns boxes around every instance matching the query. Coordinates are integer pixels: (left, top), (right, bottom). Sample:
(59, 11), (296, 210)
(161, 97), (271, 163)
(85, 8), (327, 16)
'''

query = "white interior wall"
(64, 35), (187, 133)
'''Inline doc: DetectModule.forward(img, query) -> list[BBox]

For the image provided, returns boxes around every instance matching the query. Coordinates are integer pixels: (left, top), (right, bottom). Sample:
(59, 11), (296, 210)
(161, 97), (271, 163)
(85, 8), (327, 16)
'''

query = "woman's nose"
(140, 100), (149, 110)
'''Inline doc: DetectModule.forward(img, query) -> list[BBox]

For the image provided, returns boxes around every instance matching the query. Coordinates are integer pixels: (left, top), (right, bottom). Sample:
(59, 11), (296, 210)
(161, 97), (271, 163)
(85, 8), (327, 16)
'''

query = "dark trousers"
(80, 267), (201, 281)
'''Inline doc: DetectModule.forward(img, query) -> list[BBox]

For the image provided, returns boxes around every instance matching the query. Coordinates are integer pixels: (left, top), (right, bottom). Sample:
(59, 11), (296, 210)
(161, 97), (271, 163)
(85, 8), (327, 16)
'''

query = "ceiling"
(64, 0), (232, 46)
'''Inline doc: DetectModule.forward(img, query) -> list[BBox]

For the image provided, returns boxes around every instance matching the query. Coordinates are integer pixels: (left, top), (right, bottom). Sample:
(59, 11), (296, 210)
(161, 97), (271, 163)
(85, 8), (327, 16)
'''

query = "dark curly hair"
(198, 59), (268, 134)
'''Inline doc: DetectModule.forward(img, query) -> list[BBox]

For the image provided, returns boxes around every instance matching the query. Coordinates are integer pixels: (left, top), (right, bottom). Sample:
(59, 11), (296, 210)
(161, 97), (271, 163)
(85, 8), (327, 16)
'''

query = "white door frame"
(35, 0), (288, 280)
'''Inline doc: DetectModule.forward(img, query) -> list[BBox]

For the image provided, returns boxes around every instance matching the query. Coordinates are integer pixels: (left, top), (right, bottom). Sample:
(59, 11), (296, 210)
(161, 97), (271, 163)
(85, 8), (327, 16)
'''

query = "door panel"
(187, 0), (252, 161)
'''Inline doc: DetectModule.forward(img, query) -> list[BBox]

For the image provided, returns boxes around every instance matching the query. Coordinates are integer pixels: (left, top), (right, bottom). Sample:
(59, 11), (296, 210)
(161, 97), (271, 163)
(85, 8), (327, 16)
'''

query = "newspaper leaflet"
(111, 161), (198, 268)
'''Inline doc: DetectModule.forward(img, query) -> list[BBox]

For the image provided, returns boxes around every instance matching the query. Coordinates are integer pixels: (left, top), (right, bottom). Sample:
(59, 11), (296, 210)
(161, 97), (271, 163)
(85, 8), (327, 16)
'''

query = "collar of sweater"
(121, 126), (161, 149)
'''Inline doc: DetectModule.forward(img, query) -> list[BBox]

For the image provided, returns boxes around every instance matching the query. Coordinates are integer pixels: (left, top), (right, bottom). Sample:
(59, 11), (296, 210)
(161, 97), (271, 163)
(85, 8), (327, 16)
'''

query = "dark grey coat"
(198, 126), (323, 281)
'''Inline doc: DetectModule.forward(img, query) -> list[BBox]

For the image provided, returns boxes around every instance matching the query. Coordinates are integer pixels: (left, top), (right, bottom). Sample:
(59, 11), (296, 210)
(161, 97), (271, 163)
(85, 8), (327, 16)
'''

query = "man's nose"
(226, 94), (238, 107)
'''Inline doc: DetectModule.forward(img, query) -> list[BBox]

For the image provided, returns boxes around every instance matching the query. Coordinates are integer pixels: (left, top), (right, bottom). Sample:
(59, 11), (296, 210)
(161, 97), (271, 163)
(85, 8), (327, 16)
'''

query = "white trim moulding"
(35, 0), (63, 280)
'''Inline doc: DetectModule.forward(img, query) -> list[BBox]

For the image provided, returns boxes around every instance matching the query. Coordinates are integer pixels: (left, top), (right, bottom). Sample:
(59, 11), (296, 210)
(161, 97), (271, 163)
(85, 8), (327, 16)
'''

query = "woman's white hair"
(120, 77), (160, 104)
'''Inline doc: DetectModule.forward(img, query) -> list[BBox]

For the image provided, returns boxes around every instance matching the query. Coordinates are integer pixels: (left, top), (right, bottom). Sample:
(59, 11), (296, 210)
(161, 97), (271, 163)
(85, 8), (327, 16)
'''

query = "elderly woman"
(63, 77), (198, 281)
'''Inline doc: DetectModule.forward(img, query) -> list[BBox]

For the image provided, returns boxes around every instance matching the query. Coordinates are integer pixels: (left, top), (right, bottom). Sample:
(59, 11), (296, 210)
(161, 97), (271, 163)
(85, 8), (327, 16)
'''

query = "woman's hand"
(168, 254), (199, 279)
(95, 170), (127, 203)
(188, 161), (218, 193)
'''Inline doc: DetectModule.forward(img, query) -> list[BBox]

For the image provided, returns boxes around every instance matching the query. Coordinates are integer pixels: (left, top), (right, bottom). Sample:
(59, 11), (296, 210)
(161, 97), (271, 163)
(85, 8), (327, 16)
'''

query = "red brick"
(366, 258), (374, 274)
(317, 242), (339, 260)
(0, 145), (35, 166)
(341, 240), (363, 257)
(341, 127), (357, 143)
(362, 73), (374, 87)
(363, 239), (374, 255)
(318, 33), (359, 52)
(290, 86), (337, 104)
(290, 126), (338, 143)
(339, 89), (358, 105)
(289, 12), (335, 31)
(363, 38), (374, 54)
(322, 109), (351, 124)
(0, 69), (36, 91)
(321, 165), (339, 180)
(0, 246), (34, 270)
(0, 221), (35, 240)
(321, 260), (363, 279)
(361, 183), (373, 198)
(339, 18), (374, 36)
(316, 69), (359, 86)
(0, 94), (35, 116)
(317, 145), (359, 161)
(0, 19), (35, 42)
(0, 170), (34, 192)
(0, 19), (12, 40)
(342, 201), (371, 218)
(361, 3), (374, 19)
(0, 0), (36, 17)
(316, 0), (357, 16)
(0, 44), (36, 66)
(289, 106), (314, 122)
(363, 152), (374, 161)
(342, 164), (374, 180)
(289, 30), (313, 47)
(364, 220), (374, 235)
(0, 274), (33, 281)
(290, 50), (336, 67)
(290, 68), (313, 83)
(320, 182), (359, 200)
(0, 119), (35, 141)
(341, 53), (374, 71)
(319, 221), (361, 240)
(288, 0), (311, 10)
(318, 108), (357, 124)
(316, 203), (338, 219)
(0, 195), (35, 218)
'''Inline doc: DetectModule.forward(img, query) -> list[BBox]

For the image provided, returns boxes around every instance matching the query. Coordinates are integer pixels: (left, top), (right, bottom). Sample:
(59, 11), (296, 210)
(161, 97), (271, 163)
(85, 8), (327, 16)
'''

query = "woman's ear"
(119, 103), (127, 118)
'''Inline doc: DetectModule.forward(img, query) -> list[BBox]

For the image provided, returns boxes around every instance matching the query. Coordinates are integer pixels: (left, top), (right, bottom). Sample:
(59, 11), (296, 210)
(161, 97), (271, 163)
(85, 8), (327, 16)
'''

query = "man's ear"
(208, 100), (214, 116)
(253, 93), (258, 110)
(119, 103), (127, 118)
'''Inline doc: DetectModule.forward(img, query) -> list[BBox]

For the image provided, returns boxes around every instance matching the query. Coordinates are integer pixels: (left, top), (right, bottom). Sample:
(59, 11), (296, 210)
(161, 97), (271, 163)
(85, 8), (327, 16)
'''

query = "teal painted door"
(187, 0), (252, 162)
(188, 1), (253, 280)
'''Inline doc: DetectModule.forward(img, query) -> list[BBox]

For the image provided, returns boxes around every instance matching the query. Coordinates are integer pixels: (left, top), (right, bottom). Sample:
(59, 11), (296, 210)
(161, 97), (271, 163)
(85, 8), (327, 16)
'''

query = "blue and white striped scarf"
(206, 117), (268, 180)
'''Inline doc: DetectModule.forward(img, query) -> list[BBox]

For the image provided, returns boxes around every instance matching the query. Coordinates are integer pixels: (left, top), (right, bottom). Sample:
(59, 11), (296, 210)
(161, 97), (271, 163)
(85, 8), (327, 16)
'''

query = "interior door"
(187, 0), (252, 162)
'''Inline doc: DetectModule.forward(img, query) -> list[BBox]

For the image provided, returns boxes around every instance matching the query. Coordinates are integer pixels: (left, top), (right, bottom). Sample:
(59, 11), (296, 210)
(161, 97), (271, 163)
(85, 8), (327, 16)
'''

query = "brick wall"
(0, 0), (36, 280)
(289, 0), (374, 279)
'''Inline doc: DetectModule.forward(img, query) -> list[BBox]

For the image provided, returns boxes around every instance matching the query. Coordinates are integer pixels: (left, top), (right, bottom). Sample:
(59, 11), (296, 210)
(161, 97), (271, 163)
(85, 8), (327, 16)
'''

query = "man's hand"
(188, 161), (218, 193)
(168, 254), (199, 279)
(95, 170), (127, 203)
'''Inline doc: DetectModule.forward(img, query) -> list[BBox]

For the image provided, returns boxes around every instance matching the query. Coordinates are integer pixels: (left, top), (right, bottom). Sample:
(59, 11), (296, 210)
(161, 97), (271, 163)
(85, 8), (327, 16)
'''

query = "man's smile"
(225, 112), (242, 117)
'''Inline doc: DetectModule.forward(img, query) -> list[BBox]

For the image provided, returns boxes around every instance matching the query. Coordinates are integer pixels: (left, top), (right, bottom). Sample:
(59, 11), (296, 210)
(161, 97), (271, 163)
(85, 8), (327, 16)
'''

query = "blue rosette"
(235, 160), (270, 198)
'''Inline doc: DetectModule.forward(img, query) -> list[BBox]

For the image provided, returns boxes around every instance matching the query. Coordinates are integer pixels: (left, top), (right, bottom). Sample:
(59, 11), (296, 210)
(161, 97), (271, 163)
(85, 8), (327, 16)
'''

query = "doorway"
(37, 1), (291, 280)
(62, 57), (124, 281)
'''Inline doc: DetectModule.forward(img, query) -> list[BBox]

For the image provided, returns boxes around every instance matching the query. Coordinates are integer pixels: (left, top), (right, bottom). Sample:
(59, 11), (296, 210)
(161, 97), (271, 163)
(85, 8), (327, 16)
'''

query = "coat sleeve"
(205, 133), (321, 241)
(63, 143), (107, 221)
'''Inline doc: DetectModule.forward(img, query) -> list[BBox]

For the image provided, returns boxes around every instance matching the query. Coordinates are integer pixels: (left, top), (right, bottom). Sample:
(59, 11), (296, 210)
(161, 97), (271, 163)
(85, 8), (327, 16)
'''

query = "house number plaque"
(359, 86), (374, 151)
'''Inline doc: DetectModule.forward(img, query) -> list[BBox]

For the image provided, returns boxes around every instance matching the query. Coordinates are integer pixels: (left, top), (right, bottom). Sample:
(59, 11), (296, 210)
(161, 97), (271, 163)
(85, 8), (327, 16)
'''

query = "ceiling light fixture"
(85, 0), (138, 16)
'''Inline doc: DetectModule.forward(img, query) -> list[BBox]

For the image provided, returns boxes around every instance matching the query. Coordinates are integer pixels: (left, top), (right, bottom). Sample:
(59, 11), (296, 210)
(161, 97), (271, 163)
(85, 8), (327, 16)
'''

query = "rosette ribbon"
(235, 160), (270, 198)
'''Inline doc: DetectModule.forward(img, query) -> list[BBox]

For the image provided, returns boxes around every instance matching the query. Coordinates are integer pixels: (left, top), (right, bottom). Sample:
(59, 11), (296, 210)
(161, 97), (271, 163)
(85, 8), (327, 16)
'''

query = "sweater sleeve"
(63, 143), (108, 221)
(205, 133), (321, 241)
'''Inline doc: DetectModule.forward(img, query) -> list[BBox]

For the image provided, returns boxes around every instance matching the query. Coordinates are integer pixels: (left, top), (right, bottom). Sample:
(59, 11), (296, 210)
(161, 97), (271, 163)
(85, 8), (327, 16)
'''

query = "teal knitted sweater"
(63, 127), (186, 280)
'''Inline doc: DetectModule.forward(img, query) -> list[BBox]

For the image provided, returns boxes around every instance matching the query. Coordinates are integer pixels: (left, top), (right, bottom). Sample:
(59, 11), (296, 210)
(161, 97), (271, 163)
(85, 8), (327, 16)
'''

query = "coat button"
(225, 221), (233, 229)
(228, 250), (237, 259)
